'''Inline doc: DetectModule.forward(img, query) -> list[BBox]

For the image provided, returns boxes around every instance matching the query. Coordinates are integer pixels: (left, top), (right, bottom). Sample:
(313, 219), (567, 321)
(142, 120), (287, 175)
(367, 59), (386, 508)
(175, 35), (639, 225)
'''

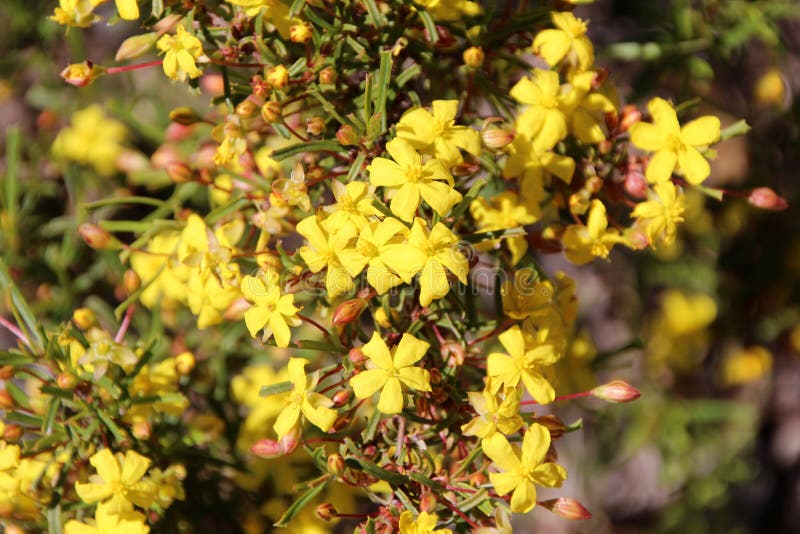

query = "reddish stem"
(520, 390), (593, 406)
(115, 306), (135, 343)
(106, 60), (163, 75)
(0, 316), (31, 349)
(436, 495), (479, 529)
(297, 313), (331, 338)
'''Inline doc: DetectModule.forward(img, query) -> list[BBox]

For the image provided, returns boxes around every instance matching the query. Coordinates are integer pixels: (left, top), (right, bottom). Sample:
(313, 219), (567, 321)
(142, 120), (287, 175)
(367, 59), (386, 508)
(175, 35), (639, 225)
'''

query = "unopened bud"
(72, 308), (96, 329)
(251, 438), (283, 458)
(441, 341), (465, 366)
(123, 270), (141, 296)
(0, 391), (13, 409)
(326, 453), (345, 476)
(333, 298), (367, 326)
(266, 65), (289, 89)
(336, 124), (358, 146)
(169, 107), (203, 126)
(279, 427), (300, 455)
(60, 61), (104, 88)
(3, 424), (22, 442)
(540, 498), (592, 520)
(624, 170), (648, 199)
(56, 373), (77, 390)
(306, 116), (325, 136)
(261, 101), (282, 123)
(0, 366), (13, 380)
(462, 46), (485, 68)
(318, 66), (337, 84)
(316, 503), (337, 521)
(4, 524), (25, 534)
(747, 187), (788, 211)
(619, 104), (642, 132)
(166, 162), (194, 184)
(115, 33), (158, 61)
(482, 128), (514, 149)
(535, 414), (567, 439)
(419, 491), (437, 513)
(468, 471), (486, 486)
(452, 162), (481, 176)
(175, 351), (196, 375)
(290, 22), (313, 43)
(132, 421), (151, 440)
(592, 380), (641, 403)
(79, 224), (119, 250)
(332, 389), (352, 407)
(236, 99), (260, 119)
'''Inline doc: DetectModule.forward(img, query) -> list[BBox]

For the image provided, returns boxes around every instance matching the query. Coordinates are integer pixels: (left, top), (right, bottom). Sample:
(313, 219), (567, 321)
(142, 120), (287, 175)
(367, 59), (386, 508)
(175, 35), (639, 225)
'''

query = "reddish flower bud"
(261, 101), (282, 123)
(336, 124), (359, 146)
(0, 366), (13, 380)
(251, 438), (282, 458)
(441, 341), (465, 366)
(349, 347), (366, 366)
(419, 492), (437, 513)
(327, 453), (345, 476)
(540, 498), (592, 520)
(619, 104), (642, 132)
(166, 162), (194, 184)
(0, 391), (14, 409)
(535, 414), (567, 439)
(3, 424), (22, 442)
(132, 421), (152, 440)
(592, 380), (641, 403)
(747, 187), (788, 211)
(316, 503), (337, 521)
(78, 224), (119, 250)
(306, 116), (325, 136)
(482, 128), (514, 149)
(56, 373), (77, 390)
(332, 389), (352, 407)
(624, 170), (648, 199)
(318, 67), (338, 84)
(333, 298), (367, 326)
(123, 269), (141, 295)
(115, 33), (158, 61)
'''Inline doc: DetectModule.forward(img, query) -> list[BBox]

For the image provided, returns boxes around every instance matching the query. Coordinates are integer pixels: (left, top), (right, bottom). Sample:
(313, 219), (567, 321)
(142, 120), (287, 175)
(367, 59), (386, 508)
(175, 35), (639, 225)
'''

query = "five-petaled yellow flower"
(241, 274), (301, 348)
(487, 325), (558, 404)
(482, 424), (567, 513)
(631, 181), (686, 247)
(350, 332), (432, 414)
(398, 510), (452, 534)
(64, 501), (150, 534)
(460, 385), (523, 441)
(396, 100), (481, 167)
(272, 358), (338, 439)
(408, 218), (469, 307)
(75, 449), (157, 510)
(629, 97), (721, 184)
(563, 199), (629, 264)
(157, 24), (204, 81)
(297, 215), (359, 297)
(533, 11), (594, 71)
(369, 138), (462, 222)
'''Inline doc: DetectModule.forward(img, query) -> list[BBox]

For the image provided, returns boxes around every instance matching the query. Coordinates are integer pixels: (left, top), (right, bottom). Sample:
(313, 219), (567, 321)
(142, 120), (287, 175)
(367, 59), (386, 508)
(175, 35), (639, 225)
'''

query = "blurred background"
(1, 1), (799, 532)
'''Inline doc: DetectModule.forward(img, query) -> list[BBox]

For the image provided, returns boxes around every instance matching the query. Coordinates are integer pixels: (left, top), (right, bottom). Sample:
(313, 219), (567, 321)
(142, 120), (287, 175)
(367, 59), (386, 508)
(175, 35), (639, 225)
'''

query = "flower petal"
(377, 376), (404, 414)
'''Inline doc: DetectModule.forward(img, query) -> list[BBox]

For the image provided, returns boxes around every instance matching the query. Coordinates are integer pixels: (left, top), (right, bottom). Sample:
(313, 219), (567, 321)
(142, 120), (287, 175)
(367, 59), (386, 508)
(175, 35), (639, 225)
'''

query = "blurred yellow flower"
(52, 105), (127, 175)
(721, 346), (772, 386)
(75, 449), (157, 510)
(398, 510), (452, 534)
(157, 24), (204, 81)
(533, 11), (594, 71)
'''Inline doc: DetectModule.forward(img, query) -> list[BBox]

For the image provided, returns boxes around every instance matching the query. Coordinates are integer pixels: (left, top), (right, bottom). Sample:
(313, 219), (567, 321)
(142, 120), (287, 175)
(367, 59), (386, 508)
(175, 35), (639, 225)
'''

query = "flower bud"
(306, 116), (325, 136)
(336, 124), (358, 146)
(61, 61), (104, 88)
(175, 351), (196, 375)
(462, 46), (485, 68)
(624, 170), (648, 199)
(747, 187), (788, 211)
(261, 101), (282, 123)
(535, 414), (567, 439)
(333, 298), (367, 326)
(326, 453), (345, 476)
(279, 426), (301, 455)
(540, 498), (592, 520)
(169, 107), (203, 126)
(115, 32), (158, 61)
(251, 438), (282, 458)
(290, 22), (313, 43)
(441, 341), (465, 366)
(332, 388), (352, 407)
(266, 65), (289, 89)
(123, 269), (141, 296)
(72, 308), (96, 329)
(166, 162), (194, 184)
(79, 224), (119, 250)
(591, 380), (641, 403)
(5, 524), (25, 534)
(0, 391), (13, 409)
(3, 424), (22, 442)
(132, 421), (152, 440)
(482, 128), (514, 149)
(316, 503), (337, 521)
(0, 366), (13, 380)
(236, 99), (260, 119)
(318, 66), (337, 84)
(618, 104), (642, 132)
(56, 373), (77, 390)
(419, 491), (437, 513)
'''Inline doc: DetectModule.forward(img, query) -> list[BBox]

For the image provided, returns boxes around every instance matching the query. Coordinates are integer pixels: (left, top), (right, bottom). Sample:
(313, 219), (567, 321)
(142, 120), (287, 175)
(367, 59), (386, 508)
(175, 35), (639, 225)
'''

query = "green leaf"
(289, 0), (306, 17)
(349, 457), (411, 486)
(418, 10), (438, 43)
(450, 178), (487, 220)
(270, 140), (343, 161)
(462, 227), (526, 243)
(151, 0), (164, 17)
(43, 398), (60, 435)
(47, 504), (63, 534)
(3, 126), (20, 223)
(94, 408), (127, 442)
(0, 258), (45, 352)
(6, 380), (31, 409)
(719, 119), (751, 141)
(362, 0), (386, 27)
(307, 89), (360, 131)
(259, 381), (292, 397)
(0, 349), (34, 366)
(82, 196), (166, 210)
(6, 411), (43, 426)
(374, 50), (393, 133)
(273, 480), (329, 527)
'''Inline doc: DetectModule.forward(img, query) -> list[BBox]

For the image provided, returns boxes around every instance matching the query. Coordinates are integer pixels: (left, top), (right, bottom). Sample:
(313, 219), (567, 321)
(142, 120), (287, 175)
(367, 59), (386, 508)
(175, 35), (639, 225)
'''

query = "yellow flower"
(533, 11), (594, 71)
(130, 231), (189, 308)
(114, 0), (139, 20)
(721, 346), (772, 386)
(64, 501), (150, 534)
(629, 97), (721, 184)
(369, 138), (462, 222)
(125, 358), (189, 423)
(350, 332), (432, 414)
(75, 449), (157, 510)
(470, 191), (538, 265)
(631, 182), (686, 246)
(178, 214), (242, 286)
(417, 0), (481, 22)
(50, 0), (101, 27)
(240, 274), (301, 348)
(510, 69), (571, 148)
(321, 181), (379, 232)
(563, 199), (629, 264)
(398, 510), (452, 534)
(482, 424), (567, 513)
(487, 326), (558, 404)
(408, 218), (469, 307)
(226, 0), (293, 38)
(563, 71), (617, 144)
(272, 358), (338, 438)
(336, 217), (426, 294)
(297, 215), (359, 297)
(396, 100), (482, 167)
(156, 24), (204, 82)
(52, 105), (127, 175)
(461, 386), (523, 441)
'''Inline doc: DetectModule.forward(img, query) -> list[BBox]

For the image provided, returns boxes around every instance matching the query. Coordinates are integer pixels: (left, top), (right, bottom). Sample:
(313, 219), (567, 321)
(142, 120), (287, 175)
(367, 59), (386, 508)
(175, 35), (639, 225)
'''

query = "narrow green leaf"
(47, 504), (63, 534)
(6, 380), (31, 409)
(720, 119), (751, 141)
(462, 227), (526, 243)
(307, 90), (359, 131)
(0, 259), (45, 352)
(270, 140), (343, 161)
(374, 50), (393, 133)
(274, 480), (329, 527)
(450, 178), (487, 219)
(351, 458), (411, 486)
(43, 398), (60, 435)
(260, 381), (292, 397)
(289, 0), (306, 16)
(362, 0), (386, 26)
(82, 196), (165, 210)
(7, 411), (44, 426)
(151, 0), (164, 16)
(94, 408), (126, 442)
(344, 152), (367, 183)
(303, 6), (337, 32)
(396, 63), (422, 88)
(418, 10), (438, 43)
(0, 349), (34, 366)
